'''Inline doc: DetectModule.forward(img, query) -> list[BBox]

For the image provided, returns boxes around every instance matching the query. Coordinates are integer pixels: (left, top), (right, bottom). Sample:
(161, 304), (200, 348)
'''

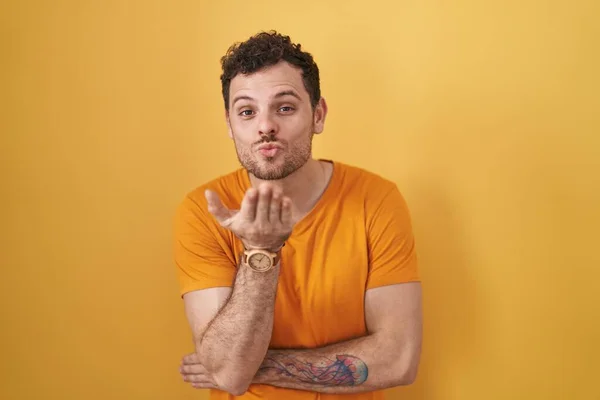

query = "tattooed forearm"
(258, 353), (368, 387)
(251, 329), (417, 393)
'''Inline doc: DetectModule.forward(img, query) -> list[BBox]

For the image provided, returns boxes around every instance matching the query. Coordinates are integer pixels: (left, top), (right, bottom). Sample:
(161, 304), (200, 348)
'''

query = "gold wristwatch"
(242, 245), (283, 272)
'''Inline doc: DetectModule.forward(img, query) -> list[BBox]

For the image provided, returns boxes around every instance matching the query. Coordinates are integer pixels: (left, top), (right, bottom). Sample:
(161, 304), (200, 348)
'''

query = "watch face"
(248, 253), (272, 272)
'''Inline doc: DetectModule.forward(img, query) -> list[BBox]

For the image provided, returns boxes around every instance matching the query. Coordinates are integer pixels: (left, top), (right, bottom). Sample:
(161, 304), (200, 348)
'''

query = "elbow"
(212, 371), (252, 396)
(228, 384), (251, 397)
(391, 363), (419, 387)
(191, 348), (252, 395)
(218, 383), (249, 397)
(392, 350), (421, 386)
(193, 340), (257, 395)
(399, 364), (419, 385)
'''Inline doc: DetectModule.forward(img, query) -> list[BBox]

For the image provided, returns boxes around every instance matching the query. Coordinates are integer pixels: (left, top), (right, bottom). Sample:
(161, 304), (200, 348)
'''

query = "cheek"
(285, 114), (313, 136)
(230, 120), (253, 141)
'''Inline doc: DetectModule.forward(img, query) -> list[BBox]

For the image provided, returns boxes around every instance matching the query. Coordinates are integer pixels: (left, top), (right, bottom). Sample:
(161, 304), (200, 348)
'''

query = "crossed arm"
(180, 277), (422, 395)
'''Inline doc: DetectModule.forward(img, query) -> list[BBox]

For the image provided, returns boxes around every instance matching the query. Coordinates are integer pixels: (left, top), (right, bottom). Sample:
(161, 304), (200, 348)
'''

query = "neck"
(248, 158), (332, 218)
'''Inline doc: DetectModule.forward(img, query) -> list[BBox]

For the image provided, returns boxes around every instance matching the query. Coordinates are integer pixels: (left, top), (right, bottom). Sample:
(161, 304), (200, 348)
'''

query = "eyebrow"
(274, 90), (302, 101)
(231, 95), (254, 107)
(231, 90), (302, 108)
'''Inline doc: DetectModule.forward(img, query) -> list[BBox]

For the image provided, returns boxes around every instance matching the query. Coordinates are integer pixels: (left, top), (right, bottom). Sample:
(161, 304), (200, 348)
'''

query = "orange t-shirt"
(174, 160), (419, 400)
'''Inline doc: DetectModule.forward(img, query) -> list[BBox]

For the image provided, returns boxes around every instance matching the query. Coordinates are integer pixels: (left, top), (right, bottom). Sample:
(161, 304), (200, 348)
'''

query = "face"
(226, 61), (327, 180)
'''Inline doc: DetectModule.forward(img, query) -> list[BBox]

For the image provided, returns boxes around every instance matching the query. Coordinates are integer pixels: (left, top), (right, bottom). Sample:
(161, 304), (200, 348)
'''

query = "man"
(174, 31), (422, 400)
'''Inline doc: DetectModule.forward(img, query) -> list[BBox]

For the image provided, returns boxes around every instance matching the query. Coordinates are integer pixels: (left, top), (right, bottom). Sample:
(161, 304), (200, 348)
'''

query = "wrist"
(243, 242), (285, 253)
(240, 244), (284, 272)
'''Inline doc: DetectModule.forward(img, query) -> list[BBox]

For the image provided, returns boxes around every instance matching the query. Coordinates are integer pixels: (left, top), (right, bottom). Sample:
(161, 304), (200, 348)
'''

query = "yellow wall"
(2, 1), (598, 399)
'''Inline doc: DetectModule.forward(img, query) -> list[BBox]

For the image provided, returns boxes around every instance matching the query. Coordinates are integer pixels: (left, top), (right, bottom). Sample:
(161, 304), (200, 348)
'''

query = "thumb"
(205, 189), (233, 224)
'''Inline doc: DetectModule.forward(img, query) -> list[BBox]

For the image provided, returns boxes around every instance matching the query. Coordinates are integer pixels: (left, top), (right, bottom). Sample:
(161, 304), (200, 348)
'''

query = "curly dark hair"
(220, 31), (321, 111)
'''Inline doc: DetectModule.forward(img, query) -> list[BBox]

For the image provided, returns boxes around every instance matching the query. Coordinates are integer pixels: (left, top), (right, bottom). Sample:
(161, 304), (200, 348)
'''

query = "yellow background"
(2, 1), (599, 399)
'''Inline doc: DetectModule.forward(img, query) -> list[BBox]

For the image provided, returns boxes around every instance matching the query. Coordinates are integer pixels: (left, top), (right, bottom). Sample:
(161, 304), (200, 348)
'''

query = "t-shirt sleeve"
(173, 193), (237, 297)
(366, 184), (420, 290)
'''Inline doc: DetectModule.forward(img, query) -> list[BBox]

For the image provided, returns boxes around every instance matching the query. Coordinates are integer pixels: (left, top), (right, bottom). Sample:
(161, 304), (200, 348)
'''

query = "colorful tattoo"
(259, 353), (368, 386)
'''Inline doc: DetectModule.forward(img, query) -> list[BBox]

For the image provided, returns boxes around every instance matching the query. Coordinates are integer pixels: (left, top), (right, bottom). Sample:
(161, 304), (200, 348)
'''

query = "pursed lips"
(257, 143), (283, 157)
(257, 143), (283, 150)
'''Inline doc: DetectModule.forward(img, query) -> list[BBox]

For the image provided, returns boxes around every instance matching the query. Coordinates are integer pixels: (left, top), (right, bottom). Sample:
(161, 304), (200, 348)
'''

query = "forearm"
(198, 263), (279, 392)
(253, 332), (418, 394)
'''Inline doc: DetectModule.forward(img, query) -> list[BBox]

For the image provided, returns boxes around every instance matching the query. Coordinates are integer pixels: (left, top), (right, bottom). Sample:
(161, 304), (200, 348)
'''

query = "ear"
(225, 110), (233, 139)
(312, 97), (328, 134)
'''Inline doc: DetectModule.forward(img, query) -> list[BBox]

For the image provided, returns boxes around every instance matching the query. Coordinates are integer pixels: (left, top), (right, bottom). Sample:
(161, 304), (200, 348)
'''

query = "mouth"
(259, 147), (280, 157)
(257, 144), (282, 158)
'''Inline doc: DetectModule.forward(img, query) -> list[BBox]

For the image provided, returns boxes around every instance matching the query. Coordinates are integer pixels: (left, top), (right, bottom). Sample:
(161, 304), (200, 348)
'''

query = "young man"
(175, 31), (422, 399)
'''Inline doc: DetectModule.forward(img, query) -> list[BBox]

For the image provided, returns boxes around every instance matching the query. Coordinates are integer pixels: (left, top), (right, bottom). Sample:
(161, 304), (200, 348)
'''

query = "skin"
(225, 60), (332, 220)
(182, 283), (422, 394)
(179, 60), (422, 396)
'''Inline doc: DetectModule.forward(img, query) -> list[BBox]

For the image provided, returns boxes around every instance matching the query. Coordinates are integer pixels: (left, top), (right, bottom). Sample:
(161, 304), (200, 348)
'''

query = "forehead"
(229, 61), (308, 103)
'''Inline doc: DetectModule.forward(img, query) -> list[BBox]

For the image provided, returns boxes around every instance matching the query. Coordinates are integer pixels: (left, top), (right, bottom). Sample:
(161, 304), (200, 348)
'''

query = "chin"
(239, 152), (309, 181)
(253, 168), (288, 181)
(252, 162), (297, 180)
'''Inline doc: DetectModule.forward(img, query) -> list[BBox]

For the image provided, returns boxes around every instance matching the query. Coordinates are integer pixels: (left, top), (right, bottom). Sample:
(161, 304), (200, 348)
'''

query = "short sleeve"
(366, 185), (420, 290)
(173, 193), (237, 297)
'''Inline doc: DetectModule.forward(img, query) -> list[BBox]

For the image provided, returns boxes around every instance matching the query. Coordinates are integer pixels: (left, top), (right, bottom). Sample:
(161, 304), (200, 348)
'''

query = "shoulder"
(330, 161), (412, 224)
(332, 161), (400, 198)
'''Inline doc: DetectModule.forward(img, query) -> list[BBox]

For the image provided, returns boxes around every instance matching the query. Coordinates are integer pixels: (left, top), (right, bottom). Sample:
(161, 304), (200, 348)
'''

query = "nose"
(257, 112), (278, 137)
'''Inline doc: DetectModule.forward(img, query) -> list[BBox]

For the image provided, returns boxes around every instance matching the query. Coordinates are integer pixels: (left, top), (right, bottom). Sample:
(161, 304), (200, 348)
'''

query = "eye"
(239, 109), (254, 117)
(279, 106), (294, 113)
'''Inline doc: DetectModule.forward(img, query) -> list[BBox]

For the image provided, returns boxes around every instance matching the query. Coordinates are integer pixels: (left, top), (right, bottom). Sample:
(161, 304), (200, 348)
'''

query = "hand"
(180, 353), (218, 390)
(205, 183), (294, 251)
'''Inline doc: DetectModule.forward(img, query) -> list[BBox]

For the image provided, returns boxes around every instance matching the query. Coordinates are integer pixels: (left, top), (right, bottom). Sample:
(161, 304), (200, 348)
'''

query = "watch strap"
(241, 246), (283, 271)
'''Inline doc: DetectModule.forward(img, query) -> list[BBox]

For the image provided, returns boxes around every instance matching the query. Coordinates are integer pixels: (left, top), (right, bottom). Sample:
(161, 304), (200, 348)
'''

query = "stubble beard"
(233, 132), (313, 181)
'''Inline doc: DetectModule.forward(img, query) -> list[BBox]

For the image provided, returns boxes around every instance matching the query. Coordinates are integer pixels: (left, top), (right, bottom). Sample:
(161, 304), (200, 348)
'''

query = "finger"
(180, 364), (207, 375)
(205, 190), (232, 225)
(182, 373), (213, 384)
(182, 353), (200, 365)
(192, 382), (219, 389)
(281, 196), (293, 225)
(269, 189), (282, 222)
(255, 184), (272, 222)
(239, 187), (258, 221)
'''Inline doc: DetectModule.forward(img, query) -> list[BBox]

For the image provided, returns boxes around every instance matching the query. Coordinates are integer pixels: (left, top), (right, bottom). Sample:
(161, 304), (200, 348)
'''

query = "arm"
(178, 183), (294, 395)
(182, 282), (422, 394)
(251, 184), (422, 393)
(180, 183), (421, 393)
(251, 282), (422, 393)
(184, 262), (280, 396)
